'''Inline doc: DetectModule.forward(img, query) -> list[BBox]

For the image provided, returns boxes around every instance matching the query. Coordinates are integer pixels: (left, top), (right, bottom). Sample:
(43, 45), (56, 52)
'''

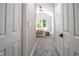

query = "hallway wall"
(22, 3), (36, 56)
(27, 4), (36, 55)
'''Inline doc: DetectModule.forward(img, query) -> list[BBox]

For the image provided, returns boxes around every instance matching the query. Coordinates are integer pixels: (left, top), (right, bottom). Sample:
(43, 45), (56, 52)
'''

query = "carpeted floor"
(34, 35), (58, 56)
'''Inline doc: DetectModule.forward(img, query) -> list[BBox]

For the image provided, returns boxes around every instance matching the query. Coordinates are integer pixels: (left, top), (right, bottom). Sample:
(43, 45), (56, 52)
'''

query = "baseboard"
(29, 42), (37, 56)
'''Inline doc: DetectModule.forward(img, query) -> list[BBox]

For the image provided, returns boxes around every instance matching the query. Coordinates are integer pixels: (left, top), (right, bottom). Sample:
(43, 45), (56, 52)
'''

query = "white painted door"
(54, 4), (63, 56)
(62, 3), (79, 56)
(62, 3), (75, 56)
(55, 3), (79, 56)
(0, 3), (22, 56)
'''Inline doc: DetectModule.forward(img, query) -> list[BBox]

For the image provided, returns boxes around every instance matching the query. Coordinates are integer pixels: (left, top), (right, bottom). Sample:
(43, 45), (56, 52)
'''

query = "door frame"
(21, 3), (28, 56)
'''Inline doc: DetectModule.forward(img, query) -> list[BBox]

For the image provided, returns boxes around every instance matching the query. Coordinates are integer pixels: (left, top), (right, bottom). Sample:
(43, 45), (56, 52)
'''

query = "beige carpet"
(34, 35), (58, 56)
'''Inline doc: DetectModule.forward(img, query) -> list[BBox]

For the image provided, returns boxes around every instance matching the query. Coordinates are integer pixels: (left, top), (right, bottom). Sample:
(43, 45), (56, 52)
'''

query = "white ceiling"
(36, 3), (54, 11)
(36, 3), (56, 8)
(36, 3), (56, 16)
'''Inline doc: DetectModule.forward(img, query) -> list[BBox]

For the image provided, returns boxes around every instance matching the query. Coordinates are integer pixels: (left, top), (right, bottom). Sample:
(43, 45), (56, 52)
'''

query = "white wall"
(27, 4), (36, 55)
(22, 3), (36, 56)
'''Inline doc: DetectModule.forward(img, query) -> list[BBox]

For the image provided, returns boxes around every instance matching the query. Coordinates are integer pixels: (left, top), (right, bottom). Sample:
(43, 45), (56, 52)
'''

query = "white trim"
(29, 42), (37, 56)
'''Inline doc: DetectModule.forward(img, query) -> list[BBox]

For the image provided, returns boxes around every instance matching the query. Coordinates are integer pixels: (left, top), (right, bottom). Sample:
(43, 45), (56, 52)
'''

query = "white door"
(62, 3), (74, 56)
(62, 3), (79, 56)
(54, 4), (63, 56)
(0, 3), (22, 56)
(55, 3), (79, 56)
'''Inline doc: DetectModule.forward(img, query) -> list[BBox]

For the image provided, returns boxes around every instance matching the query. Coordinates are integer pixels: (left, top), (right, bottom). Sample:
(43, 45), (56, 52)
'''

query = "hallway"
(0, 3), (79, 56)
(34, 35), (58, 56)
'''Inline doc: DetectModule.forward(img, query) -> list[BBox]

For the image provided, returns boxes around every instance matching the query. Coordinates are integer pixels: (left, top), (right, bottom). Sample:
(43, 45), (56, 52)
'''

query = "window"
(36, 19), (46, 28)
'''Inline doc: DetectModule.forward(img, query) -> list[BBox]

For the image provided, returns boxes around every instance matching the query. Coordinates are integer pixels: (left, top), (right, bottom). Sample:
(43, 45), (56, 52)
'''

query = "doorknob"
(59, 33), (63, 38)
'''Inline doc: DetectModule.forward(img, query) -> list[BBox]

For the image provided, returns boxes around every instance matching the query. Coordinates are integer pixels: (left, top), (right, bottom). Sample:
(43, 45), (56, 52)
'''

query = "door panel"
(63, 4), (69, 32)
(69, 46), (74, 56)
(0, 4), (6, 35)
(0, 3), (22, 56)
(67, 4), (74, 35)
(74, 52), (79, 56)
(6, 4), (14, 35)
(13, 4), (20, 32)
(13, 42), (19, 56)
(74, 4), (79, 36)
(63, 43), (69, 56)
(0, 49), (6, 56)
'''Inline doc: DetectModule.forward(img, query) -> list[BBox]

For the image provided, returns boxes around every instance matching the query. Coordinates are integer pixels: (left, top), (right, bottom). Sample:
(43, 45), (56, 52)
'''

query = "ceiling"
(36, 3), (58, 9)
(36, 3), (57, 15)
